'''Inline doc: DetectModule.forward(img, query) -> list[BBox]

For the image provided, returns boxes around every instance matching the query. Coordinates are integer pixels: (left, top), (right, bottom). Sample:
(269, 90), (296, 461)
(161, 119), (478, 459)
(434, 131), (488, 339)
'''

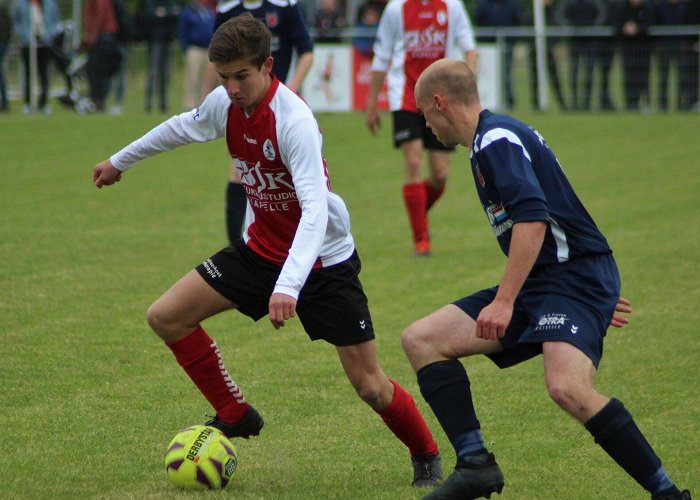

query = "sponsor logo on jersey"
(234, 157), (297, 212)
(485, 202), (512, 236)
(404, 26), (447, 59)
(244, 134), (257, 145)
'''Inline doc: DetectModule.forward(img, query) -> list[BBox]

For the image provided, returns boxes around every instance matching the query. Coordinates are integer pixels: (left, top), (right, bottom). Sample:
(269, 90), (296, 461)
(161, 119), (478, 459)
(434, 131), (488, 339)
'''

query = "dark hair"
(208, 13), (271, 68)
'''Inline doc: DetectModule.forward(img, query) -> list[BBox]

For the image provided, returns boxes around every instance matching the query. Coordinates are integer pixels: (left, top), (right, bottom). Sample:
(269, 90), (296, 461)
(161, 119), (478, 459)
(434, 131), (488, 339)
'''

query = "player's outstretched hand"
(269, 292), (297, 330)
(93, 159), (123, 188)
(610, 296), (632, 328)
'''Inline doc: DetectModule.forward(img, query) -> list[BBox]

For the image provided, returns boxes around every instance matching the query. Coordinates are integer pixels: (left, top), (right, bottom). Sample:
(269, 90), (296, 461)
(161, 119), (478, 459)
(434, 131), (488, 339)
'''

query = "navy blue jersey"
(215, 0), (313, 82)
(470, 109), (612, 267)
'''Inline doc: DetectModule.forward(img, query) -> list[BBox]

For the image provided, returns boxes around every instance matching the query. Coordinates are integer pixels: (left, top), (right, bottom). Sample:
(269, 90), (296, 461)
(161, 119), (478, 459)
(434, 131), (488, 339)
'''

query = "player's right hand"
(93, 159), (122, 188)
(365, 107), (380, 135)
(269, 292), (297, 330)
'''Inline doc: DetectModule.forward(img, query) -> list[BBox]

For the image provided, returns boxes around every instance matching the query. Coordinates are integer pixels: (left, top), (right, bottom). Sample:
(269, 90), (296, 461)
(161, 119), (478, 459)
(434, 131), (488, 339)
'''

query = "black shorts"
(195, 239), (376, 346)
(392, 110), (455, 151)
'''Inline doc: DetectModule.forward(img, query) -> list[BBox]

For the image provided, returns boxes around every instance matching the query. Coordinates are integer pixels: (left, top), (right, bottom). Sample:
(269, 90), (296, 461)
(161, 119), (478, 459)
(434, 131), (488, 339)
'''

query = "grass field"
(1, 96), (699, 499)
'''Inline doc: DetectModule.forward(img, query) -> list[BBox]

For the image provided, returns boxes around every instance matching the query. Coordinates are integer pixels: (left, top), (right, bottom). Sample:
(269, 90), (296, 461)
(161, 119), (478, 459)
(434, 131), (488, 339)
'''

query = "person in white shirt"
(91, 13), (443, 488)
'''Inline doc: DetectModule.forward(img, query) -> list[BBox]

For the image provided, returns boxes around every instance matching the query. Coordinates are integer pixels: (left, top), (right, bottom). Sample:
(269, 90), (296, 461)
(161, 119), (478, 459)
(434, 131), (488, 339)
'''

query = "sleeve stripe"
(478, 128), (531, 163)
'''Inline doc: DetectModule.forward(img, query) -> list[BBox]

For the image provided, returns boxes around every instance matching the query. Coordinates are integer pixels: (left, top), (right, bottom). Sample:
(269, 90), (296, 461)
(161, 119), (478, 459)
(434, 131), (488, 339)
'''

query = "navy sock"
(417, 360), (486, 460)
(226, 182), (247, 244)
(584, 398), (674, 494)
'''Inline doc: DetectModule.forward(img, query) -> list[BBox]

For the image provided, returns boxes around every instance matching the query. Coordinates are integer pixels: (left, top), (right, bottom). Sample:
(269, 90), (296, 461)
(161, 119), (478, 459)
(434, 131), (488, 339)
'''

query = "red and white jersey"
(110, 78), (355, 300)
(371, 0), (476, 112)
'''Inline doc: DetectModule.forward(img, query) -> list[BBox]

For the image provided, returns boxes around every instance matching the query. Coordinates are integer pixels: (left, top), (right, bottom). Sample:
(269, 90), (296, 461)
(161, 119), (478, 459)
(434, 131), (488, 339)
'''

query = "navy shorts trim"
(195, 239), (376, 346)
(453, 254), (620, 369)
(392, 110), (455, 151)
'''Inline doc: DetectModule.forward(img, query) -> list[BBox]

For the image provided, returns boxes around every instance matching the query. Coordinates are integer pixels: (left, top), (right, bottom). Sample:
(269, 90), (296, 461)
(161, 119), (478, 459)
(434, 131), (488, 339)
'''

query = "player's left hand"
(269, 293), (297, 329)
(610, 296), (632, 328)
(476, 300), (513, 340)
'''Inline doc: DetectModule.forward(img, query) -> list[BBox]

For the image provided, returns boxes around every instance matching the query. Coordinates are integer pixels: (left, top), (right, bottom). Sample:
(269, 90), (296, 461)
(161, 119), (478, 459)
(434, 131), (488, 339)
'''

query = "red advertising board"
(352, 48), (389, 112)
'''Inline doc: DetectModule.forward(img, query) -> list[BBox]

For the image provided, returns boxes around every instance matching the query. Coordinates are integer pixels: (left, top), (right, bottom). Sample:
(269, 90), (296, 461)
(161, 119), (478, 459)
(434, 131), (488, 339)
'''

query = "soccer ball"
(164, 425), (237, 490)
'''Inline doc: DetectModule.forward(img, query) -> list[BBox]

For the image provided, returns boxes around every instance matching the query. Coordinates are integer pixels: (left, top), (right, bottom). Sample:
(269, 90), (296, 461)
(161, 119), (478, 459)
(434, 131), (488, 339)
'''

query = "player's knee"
(146, 301), (178, 342)
(353, 380), (383, 408)
(547, 380), (586, 415)
(401, 322), (423, 357)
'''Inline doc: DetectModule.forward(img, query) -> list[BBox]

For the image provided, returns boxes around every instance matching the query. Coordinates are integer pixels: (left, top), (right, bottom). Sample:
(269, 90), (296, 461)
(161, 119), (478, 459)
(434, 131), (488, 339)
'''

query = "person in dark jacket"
(474, 0), (523, 110)
(680, 0), (700, 110)
(556, 0), (606, 111)
(0, 0), (11, 111)
(142, 0), (180, 112)
(615, 0), (654, 111)
(655, 0), (685, 111)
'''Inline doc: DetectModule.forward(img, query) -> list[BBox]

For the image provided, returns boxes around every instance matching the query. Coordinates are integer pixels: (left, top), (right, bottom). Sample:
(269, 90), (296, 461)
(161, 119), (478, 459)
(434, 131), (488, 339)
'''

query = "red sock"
(403, 183), (429, 243)
(375, 380), (439, 457)
(167, 326), (250, 424)
(424, 180), (445, 212)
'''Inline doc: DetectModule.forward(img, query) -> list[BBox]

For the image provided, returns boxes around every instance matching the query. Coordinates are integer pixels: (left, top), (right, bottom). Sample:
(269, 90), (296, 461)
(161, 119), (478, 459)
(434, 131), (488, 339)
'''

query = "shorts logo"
(534, 313), (569, 332)
(571, 325), (579, 334)
(202, 259), (222, 279)
(359, 320), (366, 330)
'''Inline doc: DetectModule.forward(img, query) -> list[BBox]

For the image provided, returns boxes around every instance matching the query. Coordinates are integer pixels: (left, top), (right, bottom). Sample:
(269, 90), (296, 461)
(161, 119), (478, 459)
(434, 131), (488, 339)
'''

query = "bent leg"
(336, 340), (439, 458)
(147, 269), (236, 343)
(409, 307), (505, 498)
(542, 341), (608, 421)
(402, 304), (502, 372)
(543, 342), (680, 496)
(403, 305), (501, 461)
(148, 270), (252, 425)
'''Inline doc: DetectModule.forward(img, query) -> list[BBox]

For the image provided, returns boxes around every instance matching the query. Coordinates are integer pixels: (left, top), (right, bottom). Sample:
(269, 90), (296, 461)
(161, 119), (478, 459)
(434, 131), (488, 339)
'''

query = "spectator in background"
(556, 0), (606, 111)
(200, 1), (314, 245)
(353, 0), (383, 57)
(178, 0), (214, 110)
(314, 0), (346, 43)
(0, 0), (11, 112)
(12, 0), (61, 114)
(615, 0), (654, 111)
(595, 0), (618, 110)
(474, 0), (523, 110)
(82, 0), (122, 112)
(142, 0), (180, 112)
(107, 0), (131, 116)
(655, 0), (685, 111)
(681, 0), (700, 110)
(525, 0), (568, 111)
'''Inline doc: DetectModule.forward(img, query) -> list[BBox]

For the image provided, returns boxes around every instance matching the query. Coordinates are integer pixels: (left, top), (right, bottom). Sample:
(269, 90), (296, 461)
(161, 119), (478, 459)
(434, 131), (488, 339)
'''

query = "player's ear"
(434, 94), (446, 112)
(262, 56), (274, 74)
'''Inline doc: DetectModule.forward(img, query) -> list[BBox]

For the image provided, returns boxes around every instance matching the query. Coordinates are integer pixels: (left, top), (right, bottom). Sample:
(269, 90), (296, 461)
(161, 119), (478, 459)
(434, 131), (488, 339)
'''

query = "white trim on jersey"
(548, 218), (571, 263)
(478, 128), (532, 163)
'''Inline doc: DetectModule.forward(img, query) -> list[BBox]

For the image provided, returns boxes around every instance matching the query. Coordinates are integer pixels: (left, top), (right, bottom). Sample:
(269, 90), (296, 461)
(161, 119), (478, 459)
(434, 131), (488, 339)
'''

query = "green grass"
(1, 96), (699, 499)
